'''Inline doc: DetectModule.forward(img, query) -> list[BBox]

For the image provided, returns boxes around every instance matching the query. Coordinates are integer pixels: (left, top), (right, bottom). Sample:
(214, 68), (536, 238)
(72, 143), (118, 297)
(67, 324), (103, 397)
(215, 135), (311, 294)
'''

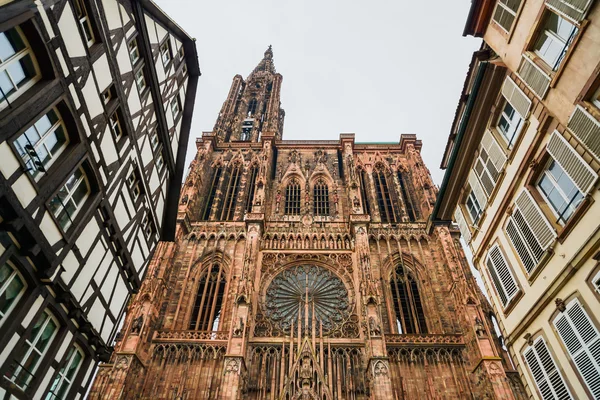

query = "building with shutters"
(87, 46), (528, 400)
(432, 0), (600, 399)
(0, 0), (198, 398)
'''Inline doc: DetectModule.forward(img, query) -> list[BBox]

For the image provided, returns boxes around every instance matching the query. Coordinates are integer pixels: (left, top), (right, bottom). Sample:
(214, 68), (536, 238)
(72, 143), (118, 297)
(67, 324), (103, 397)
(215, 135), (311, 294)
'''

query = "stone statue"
(131, 315), (143, 335)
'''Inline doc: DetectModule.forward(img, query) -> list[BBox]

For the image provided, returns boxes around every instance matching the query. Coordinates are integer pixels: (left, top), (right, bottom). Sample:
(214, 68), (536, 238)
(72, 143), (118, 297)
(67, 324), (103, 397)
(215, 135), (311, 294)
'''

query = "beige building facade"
(433, 0), (600, 399)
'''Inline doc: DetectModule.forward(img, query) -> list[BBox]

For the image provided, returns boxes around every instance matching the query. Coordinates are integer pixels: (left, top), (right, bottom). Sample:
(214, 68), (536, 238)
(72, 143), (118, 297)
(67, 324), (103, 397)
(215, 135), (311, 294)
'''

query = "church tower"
(89, 47), (527, 399)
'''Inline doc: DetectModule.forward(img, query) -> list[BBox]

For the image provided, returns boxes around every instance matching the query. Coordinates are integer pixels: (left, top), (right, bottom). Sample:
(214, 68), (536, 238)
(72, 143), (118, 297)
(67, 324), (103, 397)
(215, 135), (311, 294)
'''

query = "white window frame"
(73, 0), (95, 47)
(128, 37), (140, 65)
(0, 261), (27, 328)
(171, 93), (181, 119)
(150, 130), (159, 152)
(45, 345), (84, 400)
(13, 107), (70, 180)
(49, 167), (91, 231)
(492, 0), (521, 33)
(523, 336), (573, 400)
(536, 157), (584, 224)
(9, 310), (59, 390)
(155, 153), (164, 172)
(135, 67), (146, 92)
(497, 101), (524, 147)
(0, 26), (41, 111)
(142, 213), (154, 239)
(465, 190), (482, 225)
(533, 10), (578, 71)
(593, 270), (600, 294)
(127, 170), (141, 202)
(109, 110), (123, 140)
(160, 39), (172, 67)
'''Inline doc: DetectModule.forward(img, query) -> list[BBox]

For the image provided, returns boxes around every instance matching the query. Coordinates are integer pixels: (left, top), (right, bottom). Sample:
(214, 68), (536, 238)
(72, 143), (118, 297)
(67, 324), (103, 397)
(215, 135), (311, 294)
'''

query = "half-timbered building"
(89, 47), (527, 399)
(0, 0), (199, 398)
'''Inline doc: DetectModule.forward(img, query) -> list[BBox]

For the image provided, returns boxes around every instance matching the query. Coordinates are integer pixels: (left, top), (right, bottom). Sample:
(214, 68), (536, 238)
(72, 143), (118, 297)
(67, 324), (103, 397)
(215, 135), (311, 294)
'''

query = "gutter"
(430, 61), (488, 224)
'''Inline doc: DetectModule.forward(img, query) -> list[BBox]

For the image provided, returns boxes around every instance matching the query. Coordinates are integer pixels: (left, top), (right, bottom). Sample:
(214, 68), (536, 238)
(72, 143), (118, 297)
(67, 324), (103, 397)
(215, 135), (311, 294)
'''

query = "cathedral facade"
(89, 47), (526, 399)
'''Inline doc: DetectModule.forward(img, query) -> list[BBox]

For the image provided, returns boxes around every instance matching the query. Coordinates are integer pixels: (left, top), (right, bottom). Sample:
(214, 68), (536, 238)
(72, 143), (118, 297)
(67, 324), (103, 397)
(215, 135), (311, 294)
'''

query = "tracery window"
(245, 165), (258, 213)
(285, 178), (301, 215)
(201, 166), (222, 220)
(313, 178), (329, 216)
(373, 166), (398, 223)
(390, 264), (427, 334)
(216, 163), (241, 220)
(189, 264), (226, 331)
(397, 171), (416, 221)
(359, 169), (371, 214)
(247, 98), (257, 116)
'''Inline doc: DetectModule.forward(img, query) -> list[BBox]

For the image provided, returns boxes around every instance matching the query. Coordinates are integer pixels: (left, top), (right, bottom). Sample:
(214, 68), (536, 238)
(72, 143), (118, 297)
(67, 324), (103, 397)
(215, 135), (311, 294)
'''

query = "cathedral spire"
(249, 45), (276, 76)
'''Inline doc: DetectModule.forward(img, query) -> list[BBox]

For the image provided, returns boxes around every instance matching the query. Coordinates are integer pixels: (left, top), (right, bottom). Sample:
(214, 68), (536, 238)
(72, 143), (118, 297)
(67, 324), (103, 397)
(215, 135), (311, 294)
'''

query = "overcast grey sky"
(154, 0), (481, 184)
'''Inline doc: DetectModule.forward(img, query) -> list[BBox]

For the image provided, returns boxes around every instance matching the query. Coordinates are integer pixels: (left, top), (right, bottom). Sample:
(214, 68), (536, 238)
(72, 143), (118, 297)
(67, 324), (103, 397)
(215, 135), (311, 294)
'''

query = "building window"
(285, 178), (301, 215)
(390, 264), (427, 334)
(109, 109), (123, 140)
(359, 169), (371, 215)
(0, 26), (39, 108)
(128, 37), (140, 65)
(127, 170), (142, 202)
(313, 179), (329, 216)
(201, 166), (222, 220)
(523, 336), (573, 400)
(497, 101), (523, 146)
(486, 245), (519, 307)
(5, 310), (59, 390)
(73, 0), (95, 47)
(150, 129), (159, 152)
(397, 172), (416, 221)
(245, 165), (258, 214)
(492, 0), (521, 32)
(171, 93), (181, 119)
(533, 10), (578, 71)
(466, 190), (483, 225)
(537, 159), (583, 224)
(13, 107), (68, 180)
(247, 98), (257, 116)
(142, 213), (154, 239)
(189, 264), (226, 331)
(45, 346), (84, 400)
(592, 85), (600, 109)
(593, 271), (600, 294)
(135, 68), (146, 92)
(216, 164), (241, 221)
(0, 261), (26, 327)
(241, 119), (253, 141)
(155, 153), (164, 173)
(553, 298), (600, 398)
(48, 166), (91, 231)
(160, 39), (172, 67)
(178, 46), (184, 60)
(373, 166), (398, 223)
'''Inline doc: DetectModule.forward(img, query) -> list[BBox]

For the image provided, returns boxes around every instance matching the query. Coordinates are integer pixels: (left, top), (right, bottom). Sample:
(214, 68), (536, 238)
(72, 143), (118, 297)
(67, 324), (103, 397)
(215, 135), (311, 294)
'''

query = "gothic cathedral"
(89, 47), (526, 399)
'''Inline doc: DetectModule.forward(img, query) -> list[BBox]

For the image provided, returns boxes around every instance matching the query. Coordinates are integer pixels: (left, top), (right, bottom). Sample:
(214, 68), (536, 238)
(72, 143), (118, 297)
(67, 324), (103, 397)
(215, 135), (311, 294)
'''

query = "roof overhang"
(463, 0), (496, 37)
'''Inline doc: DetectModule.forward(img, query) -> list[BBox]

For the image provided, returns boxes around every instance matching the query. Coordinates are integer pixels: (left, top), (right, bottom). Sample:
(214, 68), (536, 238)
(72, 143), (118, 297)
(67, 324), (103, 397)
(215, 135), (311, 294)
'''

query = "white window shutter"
(482, 130), (508, 173)
(554, 299), (600, 398)
(515, 189), (556, 250)
(486, 244), (519, 307)
(501, 76), (532, 118)
(469, 170), (488, 208)
(506, 214), (540, 273)
(517, 55), (551, 99)
(545, 0), (594, 22)
(568, 105), (600, 161)
(547, 131), (598, 194)
(524, 337), (574, 400)
(454, 207), (471, 243)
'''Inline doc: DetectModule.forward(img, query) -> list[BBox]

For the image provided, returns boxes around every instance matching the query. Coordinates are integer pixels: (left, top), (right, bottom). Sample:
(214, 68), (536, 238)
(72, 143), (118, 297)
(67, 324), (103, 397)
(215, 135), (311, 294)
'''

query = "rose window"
(264, 265), (350, 332)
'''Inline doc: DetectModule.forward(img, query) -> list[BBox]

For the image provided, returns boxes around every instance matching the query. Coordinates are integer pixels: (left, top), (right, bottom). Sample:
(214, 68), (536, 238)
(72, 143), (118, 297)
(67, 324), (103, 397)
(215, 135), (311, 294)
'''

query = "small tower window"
(313, 178), (329, 216)
(201, 166), (222, 220)
(285, 178), (301, 215)
(397, 171), (416, 221)
(241, 119), (253, 141)
(245, 165), (259, 213)
(247, 98), (257, 116)
(359, 169), (371, 215)
(373, 165), (398, 223)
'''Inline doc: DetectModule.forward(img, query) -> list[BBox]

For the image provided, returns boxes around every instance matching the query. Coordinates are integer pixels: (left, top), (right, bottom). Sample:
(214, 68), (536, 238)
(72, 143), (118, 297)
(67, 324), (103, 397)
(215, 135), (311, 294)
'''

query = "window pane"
(71, 180), (88, 205)
(47, 126), (67, 156)
(7, 59), (27, 86)
(0, 70), (16, 97)
(0, 29), (25, 62)
(0, 265), (24, 317)
(35, 319), (57, 352)
(65, 351), (82, 380)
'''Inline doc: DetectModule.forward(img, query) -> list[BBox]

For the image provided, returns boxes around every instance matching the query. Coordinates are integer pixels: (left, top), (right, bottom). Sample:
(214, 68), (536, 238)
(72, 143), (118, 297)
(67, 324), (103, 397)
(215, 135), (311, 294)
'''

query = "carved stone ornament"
(224, 358), (241, 374)
(555, 298), (566, 312)
(372, 360), (389, 377)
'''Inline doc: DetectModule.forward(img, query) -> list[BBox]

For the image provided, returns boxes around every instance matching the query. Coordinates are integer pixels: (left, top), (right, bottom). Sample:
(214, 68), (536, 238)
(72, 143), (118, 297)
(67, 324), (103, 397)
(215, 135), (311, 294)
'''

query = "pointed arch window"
(373, 166), (398, 223)
(245, 165), (259, 213)
(189, 264), (226, 331)
(359, 169), (371, 215)
(201, 166), (222, 220)
(217, 163), (242, 220)
(247, 98), (258, 116)
(313, 179), (329, 216)
(397, 171), (416, 221)
(285, 178), (301, 215)
(390, 263), (427, 334)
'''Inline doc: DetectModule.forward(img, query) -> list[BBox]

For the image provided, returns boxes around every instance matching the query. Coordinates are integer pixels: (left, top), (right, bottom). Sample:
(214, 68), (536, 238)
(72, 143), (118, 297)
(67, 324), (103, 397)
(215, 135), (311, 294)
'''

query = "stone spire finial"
(249, 45), (276, 76)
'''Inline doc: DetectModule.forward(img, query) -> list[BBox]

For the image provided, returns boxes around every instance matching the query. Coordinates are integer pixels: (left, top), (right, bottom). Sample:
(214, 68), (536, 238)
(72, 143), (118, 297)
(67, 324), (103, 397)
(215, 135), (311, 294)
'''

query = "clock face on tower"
(264, 265), (350, 333)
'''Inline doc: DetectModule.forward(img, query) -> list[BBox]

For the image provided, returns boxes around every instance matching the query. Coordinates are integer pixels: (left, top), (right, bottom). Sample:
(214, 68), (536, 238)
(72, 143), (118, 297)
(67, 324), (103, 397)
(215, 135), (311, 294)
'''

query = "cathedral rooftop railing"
(385, 333), (465, 348)
(153, 330), (229, 343)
